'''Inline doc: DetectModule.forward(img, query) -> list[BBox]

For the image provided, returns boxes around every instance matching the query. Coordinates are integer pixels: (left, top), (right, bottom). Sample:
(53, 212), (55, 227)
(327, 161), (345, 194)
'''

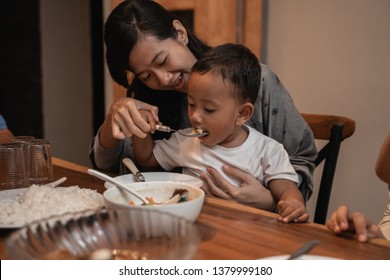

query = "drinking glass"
(12, 136), (35, 142)
(0, 142), (28, 189)
(27, 139), (54, 185)
(11, 136), (35, 181)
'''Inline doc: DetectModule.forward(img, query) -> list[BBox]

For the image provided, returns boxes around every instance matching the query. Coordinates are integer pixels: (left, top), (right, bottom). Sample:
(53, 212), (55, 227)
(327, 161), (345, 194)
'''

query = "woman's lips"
(172, 73), (185, 91)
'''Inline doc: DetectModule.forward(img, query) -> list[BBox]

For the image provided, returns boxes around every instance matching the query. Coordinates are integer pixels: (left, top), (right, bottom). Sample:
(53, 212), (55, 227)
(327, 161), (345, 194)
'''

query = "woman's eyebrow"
(150, 50), (164, 64)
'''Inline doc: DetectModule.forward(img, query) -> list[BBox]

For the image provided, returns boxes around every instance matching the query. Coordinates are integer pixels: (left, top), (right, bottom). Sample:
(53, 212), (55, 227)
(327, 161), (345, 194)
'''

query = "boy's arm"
(132, 134), (160, 170)
(269, 179), (309, 223)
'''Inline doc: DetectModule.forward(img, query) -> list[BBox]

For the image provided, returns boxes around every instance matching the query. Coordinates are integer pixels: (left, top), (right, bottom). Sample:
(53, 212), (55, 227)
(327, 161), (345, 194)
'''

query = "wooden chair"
(301, 113), (356, 224)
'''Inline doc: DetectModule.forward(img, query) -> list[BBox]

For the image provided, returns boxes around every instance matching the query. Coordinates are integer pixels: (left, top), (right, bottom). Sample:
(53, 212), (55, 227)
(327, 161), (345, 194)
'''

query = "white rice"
(0, 185), (104, 226)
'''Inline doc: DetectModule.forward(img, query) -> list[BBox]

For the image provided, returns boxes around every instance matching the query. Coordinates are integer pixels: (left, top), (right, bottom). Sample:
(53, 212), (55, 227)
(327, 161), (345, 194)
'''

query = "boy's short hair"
(191, 43), (261, 104)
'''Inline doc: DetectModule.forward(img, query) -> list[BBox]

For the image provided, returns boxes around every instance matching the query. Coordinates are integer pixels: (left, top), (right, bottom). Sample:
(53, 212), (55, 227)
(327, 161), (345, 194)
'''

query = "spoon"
(156, 124), (208, 137)
(122, 158), (145, 182)
(87, 169), (148, 204)
(88, 169), (183, 205)
(44, 177), (67, 188)
(287, 239), (320, 260)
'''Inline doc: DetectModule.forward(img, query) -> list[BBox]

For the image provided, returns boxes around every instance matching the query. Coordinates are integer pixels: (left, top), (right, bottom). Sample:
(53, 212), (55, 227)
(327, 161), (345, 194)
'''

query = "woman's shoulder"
(259, 63), (280, 83)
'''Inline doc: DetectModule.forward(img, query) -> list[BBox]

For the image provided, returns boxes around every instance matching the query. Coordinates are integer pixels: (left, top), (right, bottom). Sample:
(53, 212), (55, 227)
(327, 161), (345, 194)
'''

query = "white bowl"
(103, 181), (205, 222)
(104, 172), (203, 189)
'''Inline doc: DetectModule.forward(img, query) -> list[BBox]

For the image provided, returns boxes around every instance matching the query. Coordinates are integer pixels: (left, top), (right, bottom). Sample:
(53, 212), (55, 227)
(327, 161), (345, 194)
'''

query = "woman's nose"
(156, 71), (173, 87)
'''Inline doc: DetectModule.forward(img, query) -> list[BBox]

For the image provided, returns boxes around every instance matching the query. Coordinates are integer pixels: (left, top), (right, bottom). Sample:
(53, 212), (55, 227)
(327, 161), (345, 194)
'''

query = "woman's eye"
(159, 57), (167, 66)
(140, 74), (151, 81)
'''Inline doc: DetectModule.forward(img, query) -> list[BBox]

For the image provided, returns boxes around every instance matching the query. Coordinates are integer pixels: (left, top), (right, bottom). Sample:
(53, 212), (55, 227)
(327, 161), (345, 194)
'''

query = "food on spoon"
(192, 128), (206, 135)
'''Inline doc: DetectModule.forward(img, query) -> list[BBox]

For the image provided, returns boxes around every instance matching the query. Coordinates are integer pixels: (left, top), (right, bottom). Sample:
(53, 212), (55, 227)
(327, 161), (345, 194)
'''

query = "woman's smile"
(171, 73), (186, 91)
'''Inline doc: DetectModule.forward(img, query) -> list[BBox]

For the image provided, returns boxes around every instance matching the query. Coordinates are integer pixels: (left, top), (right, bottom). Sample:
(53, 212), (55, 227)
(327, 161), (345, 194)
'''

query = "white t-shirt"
(153, 126), (298, 188)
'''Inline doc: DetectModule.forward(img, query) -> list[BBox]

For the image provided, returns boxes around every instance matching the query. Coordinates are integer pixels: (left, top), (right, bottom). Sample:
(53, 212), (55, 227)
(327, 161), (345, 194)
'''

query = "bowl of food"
(103, 181), (205, 222)
(6, 207), (201, 260)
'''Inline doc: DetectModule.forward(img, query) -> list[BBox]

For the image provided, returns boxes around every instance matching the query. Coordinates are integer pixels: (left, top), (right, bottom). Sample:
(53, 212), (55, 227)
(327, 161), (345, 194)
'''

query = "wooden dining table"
(1, 157), (390, 260)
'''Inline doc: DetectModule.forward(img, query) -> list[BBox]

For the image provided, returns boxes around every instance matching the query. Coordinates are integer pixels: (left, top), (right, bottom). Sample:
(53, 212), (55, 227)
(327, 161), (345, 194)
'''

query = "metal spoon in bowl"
(156, 124), (208, 138)
(122, 158), (145, 182)
(43, 177), (67, 188)
(87, 169), (148, 204)
(88, 168), (185, 205)
(121, 158), (186, 204)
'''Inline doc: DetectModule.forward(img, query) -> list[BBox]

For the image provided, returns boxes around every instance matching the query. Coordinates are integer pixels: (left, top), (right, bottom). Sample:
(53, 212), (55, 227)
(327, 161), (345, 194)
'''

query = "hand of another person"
(200, 165), (276, 211)
(0, 128), (14, 143)
(109, 97), (159, 139)
(277, 199), (309, 223)
(326, 205), (384, 242)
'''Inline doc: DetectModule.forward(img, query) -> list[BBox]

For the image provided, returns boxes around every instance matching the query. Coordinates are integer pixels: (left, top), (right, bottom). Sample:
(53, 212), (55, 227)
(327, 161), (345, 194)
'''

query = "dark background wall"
(0, 0), (43, 137)
(0, 0), (105, 166)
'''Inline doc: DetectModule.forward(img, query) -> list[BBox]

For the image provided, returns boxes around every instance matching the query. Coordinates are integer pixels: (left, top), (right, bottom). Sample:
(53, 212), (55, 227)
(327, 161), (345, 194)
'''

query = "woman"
(90, 0), (317, 204)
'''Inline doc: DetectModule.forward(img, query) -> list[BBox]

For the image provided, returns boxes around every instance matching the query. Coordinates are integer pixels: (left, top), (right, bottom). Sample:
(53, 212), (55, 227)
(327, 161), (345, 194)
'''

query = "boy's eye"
(205, 108), (216, 113)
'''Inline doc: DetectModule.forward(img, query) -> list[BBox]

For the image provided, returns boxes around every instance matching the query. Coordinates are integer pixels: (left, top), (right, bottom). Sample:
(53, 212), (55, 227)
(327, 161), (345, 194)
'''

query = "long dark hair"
(104, 0), (210, 88)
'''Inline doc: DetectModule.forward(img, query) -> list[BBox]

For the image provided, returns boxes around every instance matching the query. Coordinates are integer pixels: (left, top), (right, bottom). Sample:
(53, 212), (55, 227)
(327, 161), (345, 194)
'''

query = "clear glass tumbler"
(0, 142), (28, 189)
(11, 136), (35, 183)
(27, 139), (54, 185)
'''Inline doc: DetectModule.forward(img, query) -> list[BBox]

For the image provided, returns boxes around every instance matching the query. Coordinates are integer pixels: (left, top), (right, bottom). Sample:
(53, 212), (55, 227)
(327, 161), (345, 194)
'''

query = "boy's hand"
(277, 199), (309, 223)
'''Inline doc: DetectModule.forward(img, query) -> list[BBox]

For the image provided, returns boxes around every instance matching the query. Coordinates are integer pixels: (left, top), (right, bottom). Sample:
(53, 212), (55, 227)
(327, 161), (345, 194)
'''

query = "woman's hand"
(326, 205), (384, 242)
(200, 165), (276, 210)
(110, 97), (159, 139)
(99, 97), (159, 149)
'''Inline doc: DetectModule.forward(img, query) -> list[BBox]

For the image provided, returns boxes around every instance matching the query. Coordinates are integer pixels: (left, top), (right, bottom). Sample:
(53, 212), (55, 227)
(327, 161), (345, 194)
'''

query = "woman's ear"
(236, 103), (254, 125)
(173, 20), (189, 44)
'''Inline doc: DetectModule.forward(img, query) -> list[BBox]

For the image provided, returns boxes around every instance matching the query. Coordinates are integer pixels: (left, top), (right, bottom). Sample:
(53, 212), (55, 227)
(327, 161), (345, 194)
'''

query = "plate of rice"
(0, 185), (104, 228)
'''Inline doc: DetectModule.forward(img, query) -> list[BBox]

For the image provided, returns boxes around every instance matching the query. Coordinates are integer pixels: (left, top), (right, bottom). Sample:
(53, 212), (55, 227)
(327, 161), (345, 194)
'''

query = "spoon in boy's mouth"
(156, 124), (208, 137)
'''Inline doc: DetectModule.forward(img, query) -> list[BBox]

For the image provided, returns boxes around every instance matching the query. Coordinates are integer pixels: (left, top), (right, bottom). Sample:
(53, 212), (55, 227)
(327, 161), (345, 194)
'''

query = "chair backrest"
(301, 113), (356, 224)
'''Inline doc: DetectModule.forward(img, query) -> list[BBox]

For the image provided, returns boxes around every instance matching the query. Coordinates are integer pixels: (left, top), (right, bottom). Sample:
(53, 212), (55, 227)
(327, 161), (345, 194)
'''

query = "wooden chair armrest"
(301, 113), (356, 140)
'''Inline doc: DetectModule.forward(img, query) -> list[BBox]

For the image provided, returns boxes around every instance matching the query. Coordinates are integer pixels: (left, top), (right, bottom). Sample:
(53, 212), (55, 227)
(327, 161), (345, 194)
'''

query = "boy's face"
(187, 72), (244, 147)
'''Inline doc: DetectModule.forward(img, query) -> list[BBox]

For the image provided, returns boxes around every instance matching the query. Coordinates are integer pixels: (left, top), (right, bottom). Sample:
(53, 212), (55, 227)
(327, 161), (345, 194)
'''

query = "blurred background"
(0, 0), (389, 224)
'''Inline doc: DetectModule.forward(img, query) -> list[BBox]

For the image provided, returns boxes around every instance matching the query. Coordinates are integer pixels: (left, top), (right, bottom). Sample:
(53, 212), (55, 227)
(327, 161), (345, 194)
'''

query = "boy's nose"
(190, 110), (203, 125)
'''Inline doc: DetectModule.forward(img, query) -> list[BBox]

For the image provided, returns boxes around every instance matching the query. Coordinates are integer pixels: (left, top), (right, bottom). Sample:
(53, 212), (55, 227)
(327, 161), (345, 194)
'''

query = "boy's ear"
(236, 103), (254, 125)
(173, 20), (188, 44)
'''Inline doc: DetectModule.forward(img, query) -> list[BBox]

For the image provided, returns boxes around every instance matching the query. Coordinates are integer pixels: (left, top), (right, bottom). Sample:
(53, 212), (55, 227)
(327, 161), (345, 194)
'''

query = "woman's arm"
(89, 96), (159, 172)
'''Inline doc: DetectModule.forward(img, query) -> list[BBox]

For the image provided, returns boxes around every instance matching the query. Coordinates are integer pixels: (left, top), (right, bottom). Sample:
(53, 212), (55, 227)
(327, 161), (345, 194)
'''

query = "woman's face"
(128, 34), (197, 93)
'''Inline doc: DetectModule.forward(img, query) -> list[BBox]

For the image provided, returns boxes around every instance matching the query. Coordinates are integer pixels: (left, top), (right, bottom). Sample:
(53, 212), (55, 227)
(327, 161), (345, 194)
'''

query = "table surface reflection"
(1, 157), (389, 260)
